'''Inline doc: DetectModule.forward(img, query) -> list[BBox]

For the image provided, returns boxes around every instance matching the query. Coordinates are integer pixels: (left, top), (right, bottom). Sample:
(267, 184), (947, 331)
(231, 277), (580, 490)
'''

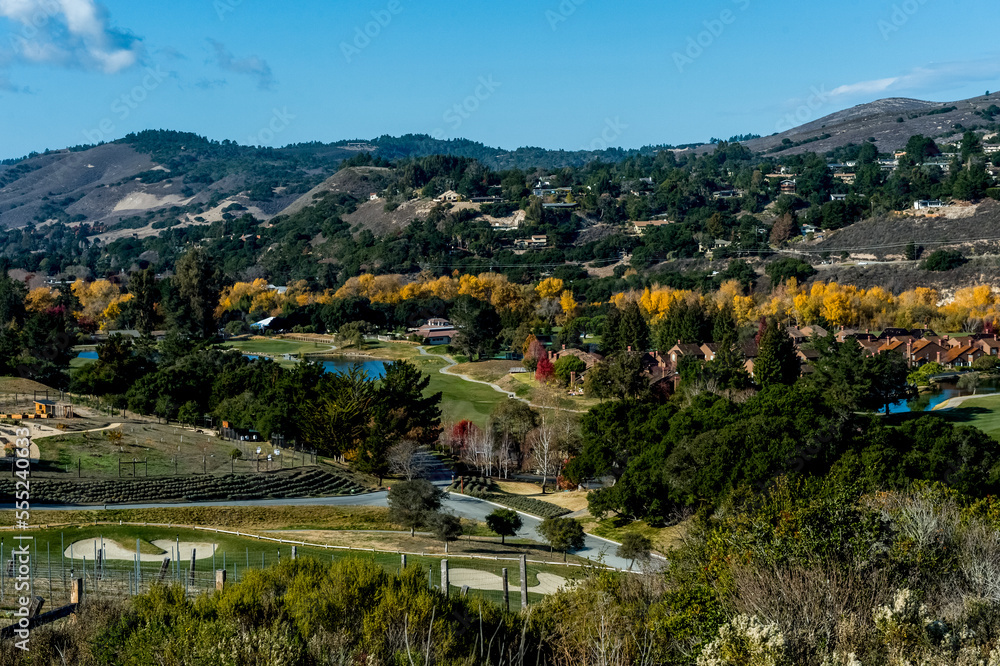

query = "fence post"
(519, 555), (528, 609)
(441, 560), (449, 598)
(400, 553), (406, 570)
(189, 549), (196, 585)
(215, 570), (226, 592)
(291, 546), (297, 560)
(502, 568), (509, 612)
(70, 577), (83, 604)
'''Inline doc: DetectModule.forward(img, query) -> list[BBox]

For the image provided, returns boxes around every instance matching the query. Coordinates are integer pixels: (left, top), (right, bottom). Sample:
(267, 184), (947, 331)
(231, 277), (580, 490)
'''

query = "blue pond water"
(883, 383), (998, 414)
(243, 354), (387, 378)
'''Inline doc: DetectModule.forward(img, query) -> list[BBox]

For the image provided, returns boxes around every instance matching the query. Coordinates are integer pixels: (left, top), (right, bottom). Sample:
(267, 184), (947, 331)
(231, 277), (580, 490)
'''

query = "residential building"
(632, 220), (675, 235)
(667, 342), (705, 365)
(914, 199), (945, 210)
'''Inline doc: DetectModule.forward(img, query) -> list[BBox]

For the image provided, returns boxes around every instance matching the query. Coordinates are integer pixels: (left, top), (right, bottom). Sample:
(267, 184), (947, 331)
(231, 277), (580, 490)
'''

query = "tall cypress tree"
(618, 302), (650, 352)
(754, 320), (800, 387)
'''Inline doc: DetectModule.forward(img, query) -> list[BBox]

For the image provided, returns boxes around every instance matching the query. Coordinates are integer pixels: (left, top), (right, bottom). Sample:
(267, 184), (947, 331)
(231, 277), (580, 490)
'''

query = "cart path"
(416, 347), (587, 414)
(31, 488), (631, 569)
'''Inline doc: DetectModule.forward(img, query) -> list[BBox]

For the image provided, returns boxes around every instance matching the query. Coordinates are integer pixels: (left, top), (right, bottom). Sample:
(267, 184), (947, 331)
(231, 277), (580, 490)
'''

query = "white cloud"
(828, 59), (1000, 101)
(208, 39), (274, 90)
(0, 0), (142, 76)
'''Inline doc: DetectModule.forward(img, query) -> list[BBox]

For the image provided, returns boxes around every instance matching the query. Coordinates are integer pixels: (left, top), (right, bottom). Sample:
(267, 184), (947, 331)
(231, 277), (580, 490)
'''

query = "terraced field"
(0, 467), (367, 505)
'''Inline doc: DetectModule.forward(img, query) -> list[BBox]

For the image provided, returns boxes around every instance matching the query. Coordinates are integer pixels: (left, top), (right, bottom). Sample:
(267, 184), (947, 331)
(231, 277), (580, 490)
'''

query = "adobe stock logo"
(247, 108), (296, 146)
(878, 0), (931, 40)
(546, 0), (587, 31)
(775, 86), (831, 133)
(82, 66), (170, 144)
(582, 118), (628, 151)
(432, 76), (502, 140)
(672, 0), (752, 74)
(340, 1), (404, 63)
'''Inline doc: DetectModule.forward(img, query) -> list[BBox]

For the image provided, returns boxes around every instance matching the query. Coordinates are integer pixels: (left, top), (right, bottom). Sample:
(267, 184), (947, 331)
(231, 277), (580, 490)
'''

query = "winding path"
(31, 489), (630, 569)
(416, 347), (587, 414)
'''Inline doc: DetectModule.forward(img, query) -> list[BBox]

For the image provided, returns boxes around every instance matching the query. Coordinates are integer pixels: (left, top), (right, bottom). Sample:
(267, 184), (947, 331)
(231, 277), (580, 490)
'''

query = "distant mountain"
(731, 93), (1000, 156)
(0, 131), (667, 233)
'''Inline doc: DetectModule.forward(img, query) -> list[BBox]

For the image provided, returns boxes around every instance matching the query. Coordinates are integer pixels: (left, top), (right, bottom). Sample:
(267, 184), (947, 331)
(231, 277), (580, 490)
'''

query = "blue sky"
(1, 0), (999, 159)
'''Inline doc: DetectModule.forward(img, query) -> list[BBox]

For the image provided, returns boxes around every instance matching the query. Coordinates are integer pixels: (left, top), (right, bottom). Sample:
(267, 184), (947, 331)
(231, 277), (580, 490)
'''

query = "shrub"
(921, 250), (966, 271)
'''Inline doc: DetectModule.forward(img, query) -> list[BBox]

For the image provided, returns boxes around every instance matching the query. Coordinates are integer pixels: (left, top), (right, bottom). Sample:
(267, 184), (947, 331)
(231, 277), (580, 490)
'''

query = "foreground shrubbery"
(8, 481), (1000, 664)
(2, 558), (526, 665)
(532, 480), (1000, 665)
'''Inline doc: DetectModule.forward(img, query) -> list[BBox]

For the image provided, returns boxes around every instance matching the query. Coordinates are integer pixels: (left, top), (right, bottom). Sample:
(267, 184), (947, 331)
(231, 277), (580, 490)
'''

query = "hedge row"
(0, 468), (366, 505)
(447, 478), (570, 519)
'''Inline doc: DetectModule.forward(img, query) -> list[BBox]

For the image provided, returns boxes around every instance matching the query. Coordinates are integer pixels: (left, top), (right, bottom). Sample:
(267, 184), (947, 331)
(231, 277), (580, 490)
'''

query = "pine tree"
(618, 302), (650, 352)
(754, 320), (799, 387)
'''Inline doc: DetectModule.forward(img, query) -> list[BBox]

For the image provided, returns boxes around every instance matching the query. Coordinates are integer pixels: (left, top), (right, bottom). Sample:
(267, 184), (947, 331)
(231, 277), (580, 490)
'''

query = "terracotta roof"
(941, 344), (976, 365)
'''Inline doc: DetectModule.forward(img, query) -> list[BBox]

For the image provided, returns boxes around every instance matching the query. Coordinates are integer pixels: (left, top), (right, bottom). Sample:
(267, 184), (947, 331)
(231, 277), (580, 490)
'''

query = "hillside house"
(632, 220), (675, 236)
(830, 194), (848, 202)
(914, 199), (945, 210)
(369, 192), (379, 201)
(833, 173), (857, 184)
(514, 235), (549, 249)
(434, 190), (462, 203)
(780, 179), (797, 194)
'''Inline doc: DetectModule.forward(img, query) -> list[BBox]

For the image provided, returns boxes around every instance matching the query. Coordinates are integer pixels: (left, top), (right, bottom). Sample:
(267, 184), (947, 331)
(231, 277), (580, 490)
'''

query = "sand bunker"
(65, 538), (217, 562)
(448, 568), (568, 595)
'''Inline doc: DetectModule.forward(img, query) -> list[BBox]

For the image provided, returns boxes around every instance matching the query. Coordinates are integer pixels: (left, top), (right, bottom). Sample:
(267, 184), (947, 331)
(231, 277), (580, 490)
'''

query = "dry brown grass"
(268, 528), (590, 563)
(451, 360), (519, 383)
(496, 482), (591, 512)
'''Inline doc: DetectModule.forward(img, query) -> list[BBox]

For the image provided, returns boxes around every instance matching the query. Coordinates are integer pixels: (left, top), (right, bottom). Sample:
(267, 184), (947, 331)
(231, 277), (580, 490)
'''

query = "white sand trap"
(448, 568), (568, 595)
(64, 538), (217, 562)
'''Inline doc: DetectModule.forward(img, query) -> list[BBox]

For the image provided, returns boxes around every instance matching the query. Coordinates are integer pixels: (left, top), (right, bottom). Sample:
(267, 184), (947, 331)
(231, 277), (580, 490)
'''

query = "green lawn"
(219, 339), (334, 357)
(935, 394), (1000, 440)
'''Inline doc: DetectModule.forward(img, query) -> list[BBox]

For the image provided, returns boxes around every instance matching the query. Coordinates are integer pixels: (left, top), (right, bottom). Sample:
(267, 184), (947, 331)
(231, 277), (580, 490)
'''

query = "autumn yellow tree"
(535, 277), (564, 300)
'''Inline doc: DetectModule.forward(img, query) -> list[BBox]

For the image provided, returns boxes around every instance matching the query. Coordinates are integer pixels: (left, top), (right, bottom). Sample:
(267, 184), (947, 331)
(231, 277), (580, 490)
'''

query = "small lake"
(884, 381), (999, 414)
(243, 354), (387, 379)
(319, 357), (387, 379)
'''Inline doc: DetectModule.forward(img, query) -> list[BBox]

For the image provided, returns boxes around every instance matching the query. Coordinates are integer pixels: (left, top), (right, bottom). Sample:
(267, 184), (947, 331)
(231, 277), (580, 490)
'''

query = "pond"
(319, 357), (387, 379)
(884, 381), (999, 414)
(243, 354), (387, 378)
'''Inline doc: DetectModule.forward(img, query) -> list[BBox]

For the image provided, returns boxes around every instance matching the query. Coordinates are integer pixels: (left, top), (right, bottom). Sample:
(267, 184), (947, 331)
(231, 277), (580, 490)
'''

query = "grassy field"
(576, 516), (689, 554)
(933, 394), (1000, 439)
(36, 422), (242, 476)
(342, 343), (509, 425)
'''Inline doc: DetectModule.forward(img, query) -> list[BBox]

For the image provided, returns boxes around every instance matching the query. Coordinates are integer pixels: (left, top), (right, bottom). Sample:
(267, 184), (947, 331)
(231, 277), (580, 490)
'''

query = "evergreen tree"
(753, 320), (799, 387)
(173, 248), (218, 339)
(617, 302), (650, 352)
(128, 267), (159, 336)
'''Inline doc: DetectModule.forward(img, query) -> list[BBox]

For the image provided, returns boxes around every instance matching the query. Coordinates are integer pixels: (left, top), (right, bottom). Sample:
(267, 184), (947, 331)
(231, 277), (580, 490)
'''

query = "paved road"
(32, 487), (628, 569)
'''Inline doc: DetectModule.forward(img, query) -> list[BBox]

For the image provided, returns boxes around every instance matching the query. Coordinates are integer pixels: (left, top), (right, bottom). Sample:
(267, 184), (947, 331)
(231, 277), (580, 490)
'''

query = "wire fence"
(0, 523), (601, 612)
